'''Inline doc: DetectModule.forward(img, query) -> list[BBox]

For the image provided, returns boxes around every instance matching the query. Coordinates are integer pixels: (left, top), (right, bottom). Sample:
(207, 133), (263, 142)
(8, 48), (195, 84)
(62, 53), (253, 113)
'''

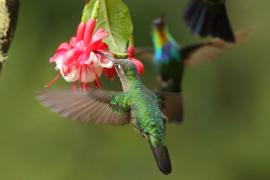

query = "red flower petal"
(56, 42), (71, 52)
(69, 37), (79, 47)
(129, 58), (144, 75)
(91, 28), (108, 43)
(103, 67), (117, 80)
(128, 46), (135, 58)
(76, 22), (86, 41)
(87, 29), (108, 52)
(84, 19), (96, 45)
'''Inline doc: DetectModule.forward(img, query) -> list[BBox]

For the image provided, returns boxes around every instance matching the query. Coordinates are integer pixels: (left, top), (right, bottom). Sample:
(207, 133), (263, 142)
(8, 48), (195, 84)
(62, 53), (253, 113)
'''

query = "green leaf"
(82, 0), (133, 57)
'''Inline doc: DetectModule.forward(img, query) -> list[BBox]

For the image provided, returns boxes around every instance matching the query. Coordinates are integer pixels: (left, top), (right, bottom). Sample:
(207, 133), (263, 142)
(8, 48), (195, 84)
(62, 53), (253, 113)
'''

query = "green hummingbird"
(0, 0), (20, 72)
(183, 0), (235, 42)
(137, 17), (250, 92)
(38, 58), (183, 175)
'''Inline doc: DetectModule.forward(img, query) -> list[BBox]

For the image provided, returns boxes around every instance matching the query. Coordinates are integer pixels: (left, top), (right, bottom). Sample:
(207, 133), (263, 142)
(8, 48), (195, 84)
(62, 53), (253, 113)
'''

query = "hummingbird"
(137, 17), (251, 92)
(0, 0), (20, 72)
(38, 57), (183, 175)
(183, 0), (235, 43)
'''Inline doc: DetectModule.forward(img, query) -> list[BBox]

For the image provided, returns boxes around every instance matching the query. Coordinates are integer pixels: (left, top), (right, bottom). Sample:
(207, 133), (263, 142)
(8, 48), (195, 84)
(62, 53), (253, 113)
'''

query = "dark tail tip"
(150, 144), (172, 175)
(183, 0), (236, 43)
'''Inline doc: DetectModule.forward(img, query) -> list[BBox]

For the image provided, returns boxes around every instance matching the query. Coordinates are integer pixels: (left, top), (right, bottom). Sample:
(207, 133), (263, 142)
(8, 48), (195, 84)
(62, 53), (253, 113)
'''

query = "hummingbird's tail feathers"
(159, 92), (184, 123)
(148, 140), (172, 175)
(183, 0), (235, 43)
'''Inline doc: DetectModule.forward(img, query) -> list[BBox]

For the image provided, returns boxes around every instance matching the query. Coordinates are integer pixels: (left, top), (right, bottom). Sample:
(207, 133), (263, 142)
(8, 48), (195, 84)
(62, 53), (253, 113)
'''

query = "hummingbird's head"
(113, 59), (139, 80)
(153, 17), (165, 31)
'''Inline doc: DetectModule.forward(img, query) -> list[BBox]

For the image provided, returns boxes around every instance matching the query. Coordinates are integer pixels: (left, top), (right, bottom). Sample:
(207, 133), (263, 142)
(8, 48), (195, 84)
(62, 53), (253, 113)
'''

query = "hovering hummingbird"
(0, 0), (20, 72)
(183, 0), (235, 42)
(38, 57), (183, 175)
(137, 17), (250, 92)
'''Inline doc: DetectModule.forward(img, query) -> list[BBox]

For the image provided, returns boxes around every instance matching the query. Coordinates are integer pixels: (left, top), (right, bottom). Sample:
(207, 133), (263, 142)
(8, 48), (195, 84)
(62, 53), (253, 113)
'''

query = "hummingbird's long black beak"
(95, 51), (115, 62)
(95, 51), (127, 81)
(95, 51), (124, 66)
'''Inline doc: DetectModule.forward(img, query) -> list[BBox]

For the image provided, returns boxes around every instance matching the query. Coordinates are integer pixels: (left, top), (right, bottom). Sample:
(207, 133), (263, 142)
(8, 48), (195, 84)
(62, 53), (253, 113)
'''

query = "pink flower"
(47, 19), (113, 90)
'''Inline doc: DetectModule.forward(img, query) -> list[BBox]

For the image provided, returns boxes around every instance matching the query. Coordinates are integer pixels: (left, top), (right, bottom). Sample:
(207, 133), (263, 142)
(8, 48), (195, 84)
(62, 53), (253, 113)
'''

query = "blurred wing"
(135, 47), (154, 63)
(37, 89), (130, 125)
(182, 29), (252, 67)
(158, 92), (184, 123)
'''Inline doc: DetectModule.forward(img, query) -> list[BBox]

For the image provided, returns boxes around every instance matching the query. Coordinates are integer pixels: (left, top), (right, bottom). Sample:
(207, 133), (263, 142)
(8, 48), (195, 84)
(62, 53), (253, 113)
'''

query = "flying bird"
(137, 17), (251, 92)
(183, 0), (235, 42)
(0, 0), (20, 72)
(38, 57), (183, 175)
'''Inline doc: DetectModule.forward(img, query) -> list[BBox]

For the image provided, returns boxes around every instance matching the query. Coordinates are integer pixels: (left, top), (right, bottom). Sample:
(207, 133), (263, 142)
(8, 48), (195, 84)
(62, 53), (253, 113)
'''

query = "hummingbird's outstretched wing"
(182, 29), (252, 67)
(37, 89), (130, 125)
(156, 92), (183, 123)
(0, 0), (20, 72)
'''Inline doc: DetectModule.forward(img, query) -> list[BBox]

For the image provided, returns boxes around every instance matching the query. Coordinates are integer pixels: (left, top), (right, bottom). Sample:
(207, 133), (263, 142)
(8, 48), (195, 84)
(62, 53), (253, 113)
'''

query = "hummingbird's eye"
(115, 64), (121, 69)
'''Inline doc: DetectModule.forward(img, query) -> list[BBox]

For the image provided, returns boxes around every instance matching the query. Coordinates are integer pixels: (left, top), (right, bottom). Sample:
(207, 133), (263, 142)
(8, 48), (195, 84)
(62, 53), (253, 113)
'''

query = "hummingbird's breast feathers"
(127, 82), (166, 143)
(152, 24), (181, 63)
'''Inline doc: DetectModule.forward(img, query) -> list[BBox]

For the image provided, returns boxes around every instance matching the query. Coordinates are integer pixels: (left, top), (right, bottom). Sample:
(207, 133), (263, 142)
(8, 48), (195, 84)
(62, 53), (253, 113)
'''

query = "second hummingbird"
(137, 17), (250, 93)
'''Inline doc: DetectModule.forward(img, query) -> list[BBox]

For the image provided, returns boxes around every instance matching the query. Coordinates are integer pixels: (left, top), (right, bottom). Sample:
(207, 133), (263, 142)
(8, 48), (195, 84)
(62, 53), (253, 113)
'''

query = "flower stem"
(91, 0), (100, 19)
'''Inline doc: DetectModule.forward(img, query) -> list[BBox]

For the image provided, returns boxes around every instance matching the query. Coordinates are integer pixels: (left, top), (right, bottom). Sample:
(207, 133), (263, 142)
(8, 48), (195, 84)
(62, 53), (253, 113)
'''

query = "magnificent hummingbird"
(38, 57), (183, 175)
(137, 17), (251, 93)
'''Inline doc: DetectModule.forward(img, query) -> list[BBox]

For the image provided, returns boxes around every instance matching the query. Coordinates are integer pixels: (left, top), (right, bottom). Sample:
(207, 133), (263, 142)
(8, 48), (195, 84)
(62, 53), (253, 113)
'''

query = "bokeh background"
(0, 0), (269, 179)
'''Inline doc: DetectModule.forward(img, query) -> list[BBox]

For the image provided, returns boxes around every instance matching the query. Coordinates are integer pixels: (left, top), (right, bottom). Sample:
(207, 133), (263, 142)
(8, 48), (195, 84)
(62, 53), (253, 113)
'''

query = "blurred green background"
(0, 0), (269, 179)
